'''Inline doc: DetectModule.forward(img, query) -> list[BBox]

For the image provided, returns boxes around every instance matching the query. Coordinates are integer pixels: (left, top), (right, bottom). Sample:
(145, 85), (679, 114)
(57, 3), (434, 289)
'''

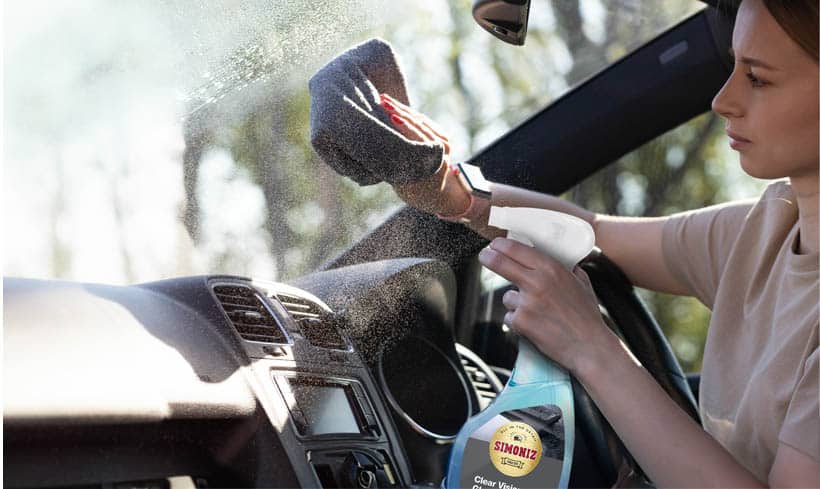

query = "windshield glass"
(5, 0), (704, 283)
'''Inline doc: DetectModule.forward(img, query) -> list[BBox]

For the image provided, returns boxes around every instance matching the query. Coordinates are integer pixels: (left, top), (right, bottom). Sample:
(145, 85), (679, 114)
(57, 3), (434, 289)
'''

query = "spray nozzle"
(488, 206), (595, 270)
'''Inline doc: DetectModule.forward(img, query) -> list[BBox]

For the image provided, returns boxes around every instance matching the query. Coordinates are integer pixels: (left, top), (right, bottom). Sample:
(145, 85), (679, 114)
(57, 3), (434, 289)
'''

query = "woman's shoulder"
(758, 178), (796, 202)
(745, 179), (799, 227)
(677, 180), (793, 234)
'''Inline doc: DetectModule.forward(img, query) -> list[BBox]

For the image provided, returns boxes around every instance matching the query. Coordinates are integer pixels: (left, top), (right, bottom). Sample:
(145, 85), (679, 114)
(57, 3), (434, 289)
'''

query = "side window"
(480, 112), (768, 373)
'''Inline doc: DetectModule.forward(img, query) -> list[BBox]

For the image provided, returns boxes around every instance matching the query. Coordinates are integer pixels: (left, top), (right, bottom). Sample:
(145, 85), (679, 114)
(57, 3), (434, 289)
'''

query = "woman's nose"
(711, 72), (744, 119)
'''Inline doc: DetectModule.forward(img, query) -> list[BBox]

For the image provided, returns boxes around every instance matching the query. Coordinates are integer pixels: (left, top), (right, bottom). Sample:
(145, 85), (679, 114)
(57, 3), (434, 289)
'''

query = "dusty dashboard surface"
(4, 258), (498, 488)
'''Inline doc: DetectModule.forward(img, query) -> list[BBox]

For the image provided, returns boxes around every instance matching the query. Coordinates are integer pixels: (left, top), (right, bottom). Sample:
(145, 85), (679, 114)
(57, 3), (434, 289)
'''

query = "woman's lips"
(727, 130), (752, 150)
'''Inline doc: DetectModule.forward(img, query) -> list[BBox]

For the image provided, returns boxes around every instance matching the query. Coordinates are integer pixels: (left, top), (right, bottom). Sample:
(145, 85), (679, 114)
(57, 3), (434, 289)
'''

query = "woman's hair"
(761, 0), (819, 61)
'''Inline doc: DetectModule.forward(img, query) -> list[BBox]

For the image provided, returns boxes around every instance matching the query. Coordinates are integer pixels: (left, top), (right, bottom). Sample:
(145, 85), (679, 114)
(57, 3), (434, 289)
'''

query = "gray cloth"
(309, 38), (444, 185)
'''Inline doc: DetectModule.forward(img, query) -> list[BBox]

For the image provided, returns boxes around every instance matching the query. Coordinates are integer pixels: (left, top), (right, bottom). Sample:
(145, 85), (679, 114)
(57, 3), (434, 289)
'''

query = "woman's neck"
(789, 172), (819, 255)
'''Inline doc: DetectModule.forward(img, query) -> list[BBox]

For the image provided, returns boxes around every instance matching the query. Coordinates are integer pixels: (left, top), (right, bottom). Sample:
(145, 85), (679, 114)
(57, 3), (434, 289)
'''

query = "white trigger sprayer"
(444, 206), (595, 489)
(487, 206), (595, 270)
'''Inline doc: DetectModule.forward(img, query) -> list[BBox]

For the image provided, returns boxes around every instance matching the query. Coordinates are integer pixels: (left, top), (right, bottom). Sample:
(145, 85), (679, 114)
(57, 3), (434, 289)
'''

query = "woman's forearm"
(490, 182), (597, 223)
(394, 170), (598, 241)
(464, 182), (599, 240)
(575, 339), (766, 489)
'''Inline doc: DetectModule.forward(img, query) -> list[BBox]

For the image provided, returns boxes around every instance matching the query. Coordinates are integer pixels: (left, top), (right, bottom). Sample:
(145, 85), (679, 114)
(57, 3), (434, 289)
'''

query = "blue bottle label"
(458, 404), (564, 489)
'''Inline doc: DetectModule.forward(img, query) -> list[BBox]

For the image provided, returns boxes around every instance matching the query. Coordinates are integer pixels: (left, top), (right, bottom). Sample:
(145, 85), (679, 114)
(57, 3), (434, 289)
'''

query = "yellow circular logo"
(489, 421), (542, 477)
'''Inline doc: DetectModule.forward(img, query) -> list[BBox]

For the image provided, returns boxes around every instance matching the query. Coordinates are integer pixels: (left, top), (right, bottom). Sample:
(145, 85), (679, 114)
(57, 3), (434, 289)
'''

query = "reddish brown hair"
(762, 0), (819, 61)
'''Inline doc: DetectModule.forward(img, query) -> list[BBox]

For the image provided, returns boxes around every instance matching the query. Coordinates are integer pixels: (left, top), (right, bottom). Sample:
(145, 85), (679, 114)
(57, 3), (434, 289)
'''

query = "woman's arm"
(481, 237), (820, 488)
(578, 330), (820, 488)
(394, 161), (689, 295)
(381, 94), (690, 296)
(577, 337), (767, 488)
(381, 93), (598, 235)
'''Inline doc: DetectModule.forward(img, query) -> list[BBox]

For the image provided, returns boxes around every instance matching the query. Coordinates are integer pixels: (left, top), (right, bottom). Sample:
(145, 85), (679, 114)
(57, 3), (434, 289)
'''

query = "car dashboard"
(4, 258), (504, 489)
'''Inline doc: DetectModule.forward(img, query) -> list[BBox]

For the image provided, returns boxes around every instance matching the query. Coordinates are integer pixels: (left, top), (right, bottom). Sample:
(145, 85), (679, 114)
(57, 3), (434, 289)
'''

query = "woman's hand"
(379, 93), (471, 216)
(380, 93), (452, 158)
(478, 237), (622, 377)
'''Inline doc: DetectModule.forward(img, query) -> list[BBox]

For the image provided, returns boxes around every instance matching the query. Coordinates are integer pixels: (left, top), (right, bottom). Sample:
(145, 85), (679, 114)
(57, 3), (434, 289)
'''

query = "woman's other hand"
(379, 93), (471, 216)
(478, 237), (624, 378)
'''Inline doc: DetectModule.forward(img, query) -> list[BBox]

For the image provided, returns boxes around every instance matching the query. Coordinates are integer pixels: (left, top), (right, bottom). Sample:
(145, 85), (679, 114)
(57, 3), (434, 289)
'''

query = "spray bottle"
(444, 207), (595, 489)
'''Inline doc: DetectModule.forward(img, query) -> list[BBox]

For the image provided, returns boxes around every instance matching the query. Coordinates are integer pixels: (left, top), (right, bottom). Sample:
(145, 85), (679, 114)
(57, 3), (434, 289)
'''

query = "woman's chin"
(739, 155), (784, 180)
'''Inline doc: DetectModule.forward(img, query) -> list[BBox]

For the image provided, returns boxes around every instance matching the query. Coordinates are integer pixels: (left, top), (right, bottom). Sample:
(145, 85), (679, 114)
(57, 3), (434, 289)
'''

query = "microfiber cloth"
(309, 38), (445, 186)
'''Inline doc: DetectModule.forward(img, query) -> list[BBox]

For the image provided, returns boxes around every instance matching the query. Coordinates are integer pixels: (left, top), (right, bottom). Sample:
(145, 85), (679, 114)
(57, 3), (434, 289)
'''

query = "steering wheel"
(565, 247), (700, 486)
(324, 209), (700, 486)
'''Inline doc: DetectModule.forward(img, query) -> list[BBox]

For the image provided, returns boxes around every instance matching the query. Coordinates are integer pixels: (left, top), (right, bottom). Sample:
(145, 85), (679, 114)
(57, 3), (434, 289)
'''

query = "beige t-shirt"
(662, 180), (819, 483)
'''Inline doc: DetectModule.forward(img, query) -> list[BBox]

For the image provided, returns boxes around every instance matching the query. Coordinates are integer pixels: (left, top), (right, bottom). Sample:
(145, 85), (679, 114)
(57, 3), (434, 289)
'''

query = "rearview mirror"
(472, 0), (532, 46)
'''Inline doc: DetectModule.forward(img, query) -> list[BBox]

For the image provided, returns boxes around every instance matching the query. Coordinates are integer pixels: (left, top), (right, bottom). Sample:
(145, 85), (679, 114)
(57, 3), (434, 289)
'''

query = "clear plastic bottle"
(444, 207), (594, 489)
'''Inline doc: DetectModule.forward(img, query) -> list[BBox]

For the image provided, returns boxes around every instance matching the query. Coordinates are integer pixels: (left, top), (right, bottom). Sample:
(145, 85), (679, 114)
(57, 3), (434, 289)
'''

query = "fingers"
(388, 112), (432, 143)
(380, 93), (451, 156)
(478, 246), (536, 288)
(375, 96), (428, 143)
(383, 94), (451, 146)
(489, 238), (565, 275)
(572, 266), (599, 299)
(389, 109), (438, 144)
(502, 289), (520, 310)
(502, 309), (529, 335)
(573, 266), (591, 285)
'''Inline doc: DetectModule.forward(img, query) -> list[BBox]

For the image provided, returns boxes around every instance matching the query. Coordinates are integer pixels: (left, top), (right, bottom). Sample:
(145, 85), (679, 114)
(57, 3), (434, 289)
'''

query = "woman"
(382, 0), (819, 486)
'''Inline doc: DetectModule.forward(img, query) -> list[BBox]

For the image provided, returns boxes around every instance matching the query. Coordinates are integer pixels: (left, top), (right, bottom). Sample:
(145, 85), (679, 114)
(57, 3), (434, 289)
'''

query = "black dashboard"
(4, 258), (503, 488)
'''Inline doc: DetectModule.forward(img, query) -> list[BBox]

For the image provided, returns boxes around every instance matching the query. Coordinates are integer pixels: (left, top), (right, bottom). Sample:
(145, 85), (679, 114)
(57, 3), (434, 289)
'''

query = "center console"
(211, 279), (409, 488)
(274, 375), (379, 440)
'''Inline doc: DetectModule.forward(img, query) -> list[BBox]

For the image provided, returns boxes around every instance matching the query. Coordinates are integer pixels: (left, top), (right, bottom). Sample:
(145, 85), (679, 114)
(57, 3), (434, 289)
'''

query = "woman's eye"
(745, 72), (767, 88)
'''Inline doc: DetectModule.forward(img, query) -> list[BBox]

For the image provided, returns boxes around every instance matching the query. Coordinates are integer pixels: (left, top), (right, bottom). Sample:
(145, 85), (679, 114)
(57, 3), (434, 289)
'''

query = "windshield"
(5, 0), (705, 283)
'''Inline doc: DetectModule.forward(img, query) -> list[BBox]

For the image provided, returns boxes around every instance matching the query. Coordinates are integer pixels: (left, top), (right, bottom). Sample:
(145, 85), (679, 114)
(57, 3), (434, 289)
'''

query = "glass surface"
(291, 384), (361, 435)
(5, 0), (705, 283)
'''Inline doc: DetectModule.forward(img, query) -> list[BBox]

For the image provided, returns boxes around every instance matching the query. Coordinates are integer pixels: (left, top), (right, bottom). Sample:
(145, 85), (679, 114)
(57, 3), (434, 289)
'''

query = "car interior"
(4, 1), (738, 488)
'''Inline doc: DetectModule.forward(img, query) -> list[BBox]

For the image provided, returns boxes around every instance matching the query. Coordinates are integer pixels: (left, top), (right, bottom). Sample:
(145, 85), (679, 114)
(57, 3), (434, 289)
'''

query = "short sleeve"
(778, 347), (820, 462)
(661, 200), (755, 308)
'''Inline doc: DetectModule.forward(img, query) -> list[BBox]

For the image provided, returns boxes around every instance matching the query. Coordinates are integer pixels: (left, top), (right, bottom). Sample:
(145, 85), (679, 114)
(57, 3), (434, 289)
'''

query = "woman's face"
(711, 0), (819, 180)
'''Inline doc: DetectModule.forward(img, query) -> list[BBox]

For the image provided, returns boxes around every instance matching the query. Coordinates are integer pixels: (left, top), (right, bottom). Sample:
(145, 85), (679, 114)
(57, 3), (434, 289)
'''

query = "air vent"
(275, 292), (348, 350)
(213, 284), (288, 344)
(461, 356), (497, 409)
(275, 292), (324, 319)
(456, 345), (503, 410)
